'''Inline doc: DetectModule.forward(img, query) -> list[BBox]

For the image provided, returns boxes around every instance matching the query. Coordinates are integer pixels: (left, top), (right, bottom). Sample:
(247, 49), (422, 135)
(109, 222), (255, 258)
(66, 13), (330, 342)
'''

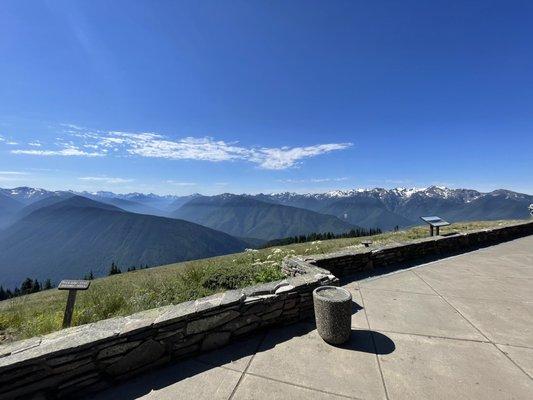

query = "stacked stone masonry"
(1, 220), (532, 399)
(303, 221), (533, 278)
(0, 264), (336, 400)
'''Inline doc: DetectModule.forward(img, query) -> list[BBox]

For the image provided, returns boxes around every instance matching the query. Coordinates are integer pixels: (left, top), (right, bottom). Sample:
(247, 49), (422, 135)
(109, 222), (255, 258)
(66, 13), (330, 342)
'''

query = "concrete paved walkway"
(95, 236), (533, 399)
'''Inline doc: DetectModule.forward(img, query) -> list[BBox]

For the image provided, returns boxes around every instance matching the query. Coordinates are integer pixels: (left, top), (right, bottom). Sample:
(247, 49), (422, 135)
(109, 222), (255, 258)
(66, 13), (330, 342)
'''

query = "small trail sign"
(58, 280), (91, 290)
(58, 279), (91, 328)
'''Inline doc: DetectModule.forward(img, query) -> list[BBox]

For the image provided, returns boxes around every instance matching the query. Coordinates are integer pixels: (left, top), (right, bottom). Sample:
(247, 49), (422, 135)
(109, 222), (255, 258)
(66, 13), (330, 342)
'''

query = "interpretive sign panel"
(420, 216), (450, 236)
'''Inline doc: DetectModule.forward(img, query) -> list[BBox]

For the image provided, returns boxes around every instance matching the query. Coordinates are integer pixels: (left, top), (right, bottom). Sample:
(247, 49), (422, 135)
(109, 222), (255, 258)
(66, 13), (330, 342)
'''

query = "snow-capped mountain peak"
(0, 187), (57, 204)
(4, 186), (48, 198)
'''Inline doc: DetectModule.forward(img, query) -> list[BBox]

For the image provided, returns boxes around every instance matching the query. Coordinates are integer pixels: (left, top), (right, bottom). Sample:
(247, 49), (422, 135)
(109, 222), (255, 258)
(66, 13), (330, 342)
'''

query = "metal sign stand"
(420, 216), (451, 237)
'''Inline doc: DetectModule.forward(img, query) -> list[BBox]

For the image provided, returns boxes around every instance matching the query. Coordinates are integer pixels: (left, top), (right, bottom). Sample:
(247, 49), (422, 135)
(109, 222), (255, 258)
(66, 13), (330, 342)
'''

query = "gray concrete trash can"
(313, 286), (352, 344)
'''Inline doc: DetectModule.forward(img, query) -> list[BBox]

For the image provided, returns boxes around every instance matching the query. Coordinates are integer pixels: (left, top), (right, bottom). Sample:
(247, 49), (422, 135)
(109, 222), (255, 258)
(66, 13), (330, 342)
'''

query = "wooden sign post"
(58, 280), (91, 328)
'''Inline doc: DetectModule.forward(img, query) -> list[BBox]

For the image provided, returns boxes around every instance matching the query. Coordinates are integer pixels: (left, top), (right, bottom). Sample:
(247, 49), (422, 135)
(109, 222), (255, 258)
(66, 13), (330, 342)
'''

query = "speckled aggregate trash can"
(313, 286), (352, 345)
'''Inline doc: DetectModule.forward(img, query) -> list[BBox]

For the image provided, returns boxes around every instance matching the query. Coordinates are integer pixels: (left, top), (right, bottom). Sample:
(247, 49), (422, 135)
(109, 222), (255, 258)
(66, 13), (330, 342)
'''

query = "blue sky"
(0, 0), (531, 195)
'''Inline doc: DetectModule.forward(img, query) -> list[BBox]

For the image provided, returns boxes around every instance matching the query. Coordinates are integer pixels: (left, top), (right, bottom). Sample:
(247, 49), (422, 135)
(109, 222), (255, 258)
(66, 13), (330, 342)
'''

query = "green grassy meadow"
(0, 220), (520, 343)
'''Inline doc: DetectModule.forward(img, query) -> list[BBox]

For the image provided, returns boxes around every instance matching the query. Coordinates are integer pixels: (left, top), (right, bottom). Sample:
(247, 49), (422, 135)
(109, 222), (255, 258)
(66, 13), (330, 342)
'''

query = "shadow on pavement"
(91, 316), (395, 399)
(333, 330), (396, 355)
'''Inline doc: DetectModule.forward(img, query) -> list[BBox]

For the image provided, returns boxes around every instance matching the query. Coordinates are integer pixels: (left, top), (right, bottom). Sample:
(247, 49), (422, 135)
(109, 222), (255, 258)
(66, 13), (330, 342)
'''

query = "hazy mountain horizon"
(1, 184), (531, 203)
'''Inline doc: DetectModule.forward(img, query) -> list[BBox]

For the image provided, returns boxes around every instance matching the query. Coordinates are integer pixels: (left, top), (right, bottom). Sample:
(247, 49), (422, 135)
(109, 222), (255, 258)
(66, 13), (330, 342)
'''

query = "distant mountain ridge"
(0, 196), (248, 289)
(1, 185), (531, 231)
(172, 194), (357, 240)
(260, 186), (532, 229)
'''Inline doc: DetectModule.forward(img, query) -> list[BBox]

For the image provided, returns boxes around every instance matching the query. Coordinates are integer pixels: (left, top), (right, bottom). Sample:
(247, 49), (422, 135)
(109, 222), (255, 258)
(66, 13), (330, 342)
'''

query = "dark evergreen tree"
(20, 278), (34, 295)
(108, 262), (121, 276)
(43, 279), (53, 290)
(261, 227), (382, 248)
(84, 270), (94, 280)
(31, 279), (41, 293)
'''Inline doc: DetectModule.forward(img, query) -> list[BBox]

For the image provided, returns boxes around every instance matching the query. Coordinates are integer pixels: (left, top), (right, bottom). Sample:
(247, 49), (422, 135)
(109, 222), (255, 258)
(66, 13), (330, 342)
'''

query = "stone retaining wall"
(1, 220), (531, 399)
(299, 221), (533, 278)
(0, 263), (337, 400)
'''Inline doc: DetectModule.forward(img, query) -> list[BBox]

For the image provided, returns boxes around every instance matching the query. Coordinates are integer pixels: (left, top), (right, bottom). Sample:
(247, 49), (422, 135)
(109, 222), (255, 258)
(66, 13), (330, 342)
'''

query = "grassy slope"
(0, 220), (521, 343)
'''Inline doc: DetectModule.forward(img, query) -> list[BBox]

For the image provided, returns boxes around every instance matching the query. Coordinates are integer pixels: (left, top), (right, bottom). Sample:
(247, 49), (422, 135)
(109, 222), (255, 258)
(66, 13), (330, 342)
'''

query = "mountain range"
(172, 194), (356, 240)
(263, 187), (532, 229)
(0, 195), (247, 289)
(0, 185), (531, 289)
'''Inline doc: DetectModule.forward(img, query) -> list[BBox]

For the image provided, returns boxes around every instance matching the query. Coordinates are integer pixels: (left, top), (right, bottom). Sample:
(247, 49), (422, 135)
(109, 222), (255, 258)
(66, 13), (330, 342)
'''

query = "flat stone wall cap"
(195, 292), (224, 312)
(242, 281), (278, 296)
(274, 284), (295, 294)
(119, 308), (161, 335)
(220, 290), (246, 307)
(313, 286), (352, 303)
(153, 300), (197, 326)
(0, 337), (42, 358)
(0, 323), (119, 368)
(286, 275), (310, 289)
(274, 281), (290, 291)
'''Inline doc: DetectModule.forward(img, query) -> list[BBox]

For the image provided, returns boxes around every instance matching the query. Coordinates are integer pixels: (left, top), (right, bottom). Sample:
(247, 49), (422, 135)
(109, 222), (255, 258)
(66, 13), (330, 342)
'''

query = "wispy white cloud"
(105, 132), (352, 169)
(252, 145), (351, 170)
(277, 177), (349, 184)
(166, 180), (197, 186)
(60, 123), (89, 131)
(0, 170), (29, 182)
(79, 176), (133, 184)
(12, 124), (352, 169)
(0, 171), (29, 175)
(12, 142), (104, 157)
(0, 134), (17, 145)
(28, 141), (42, 147)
